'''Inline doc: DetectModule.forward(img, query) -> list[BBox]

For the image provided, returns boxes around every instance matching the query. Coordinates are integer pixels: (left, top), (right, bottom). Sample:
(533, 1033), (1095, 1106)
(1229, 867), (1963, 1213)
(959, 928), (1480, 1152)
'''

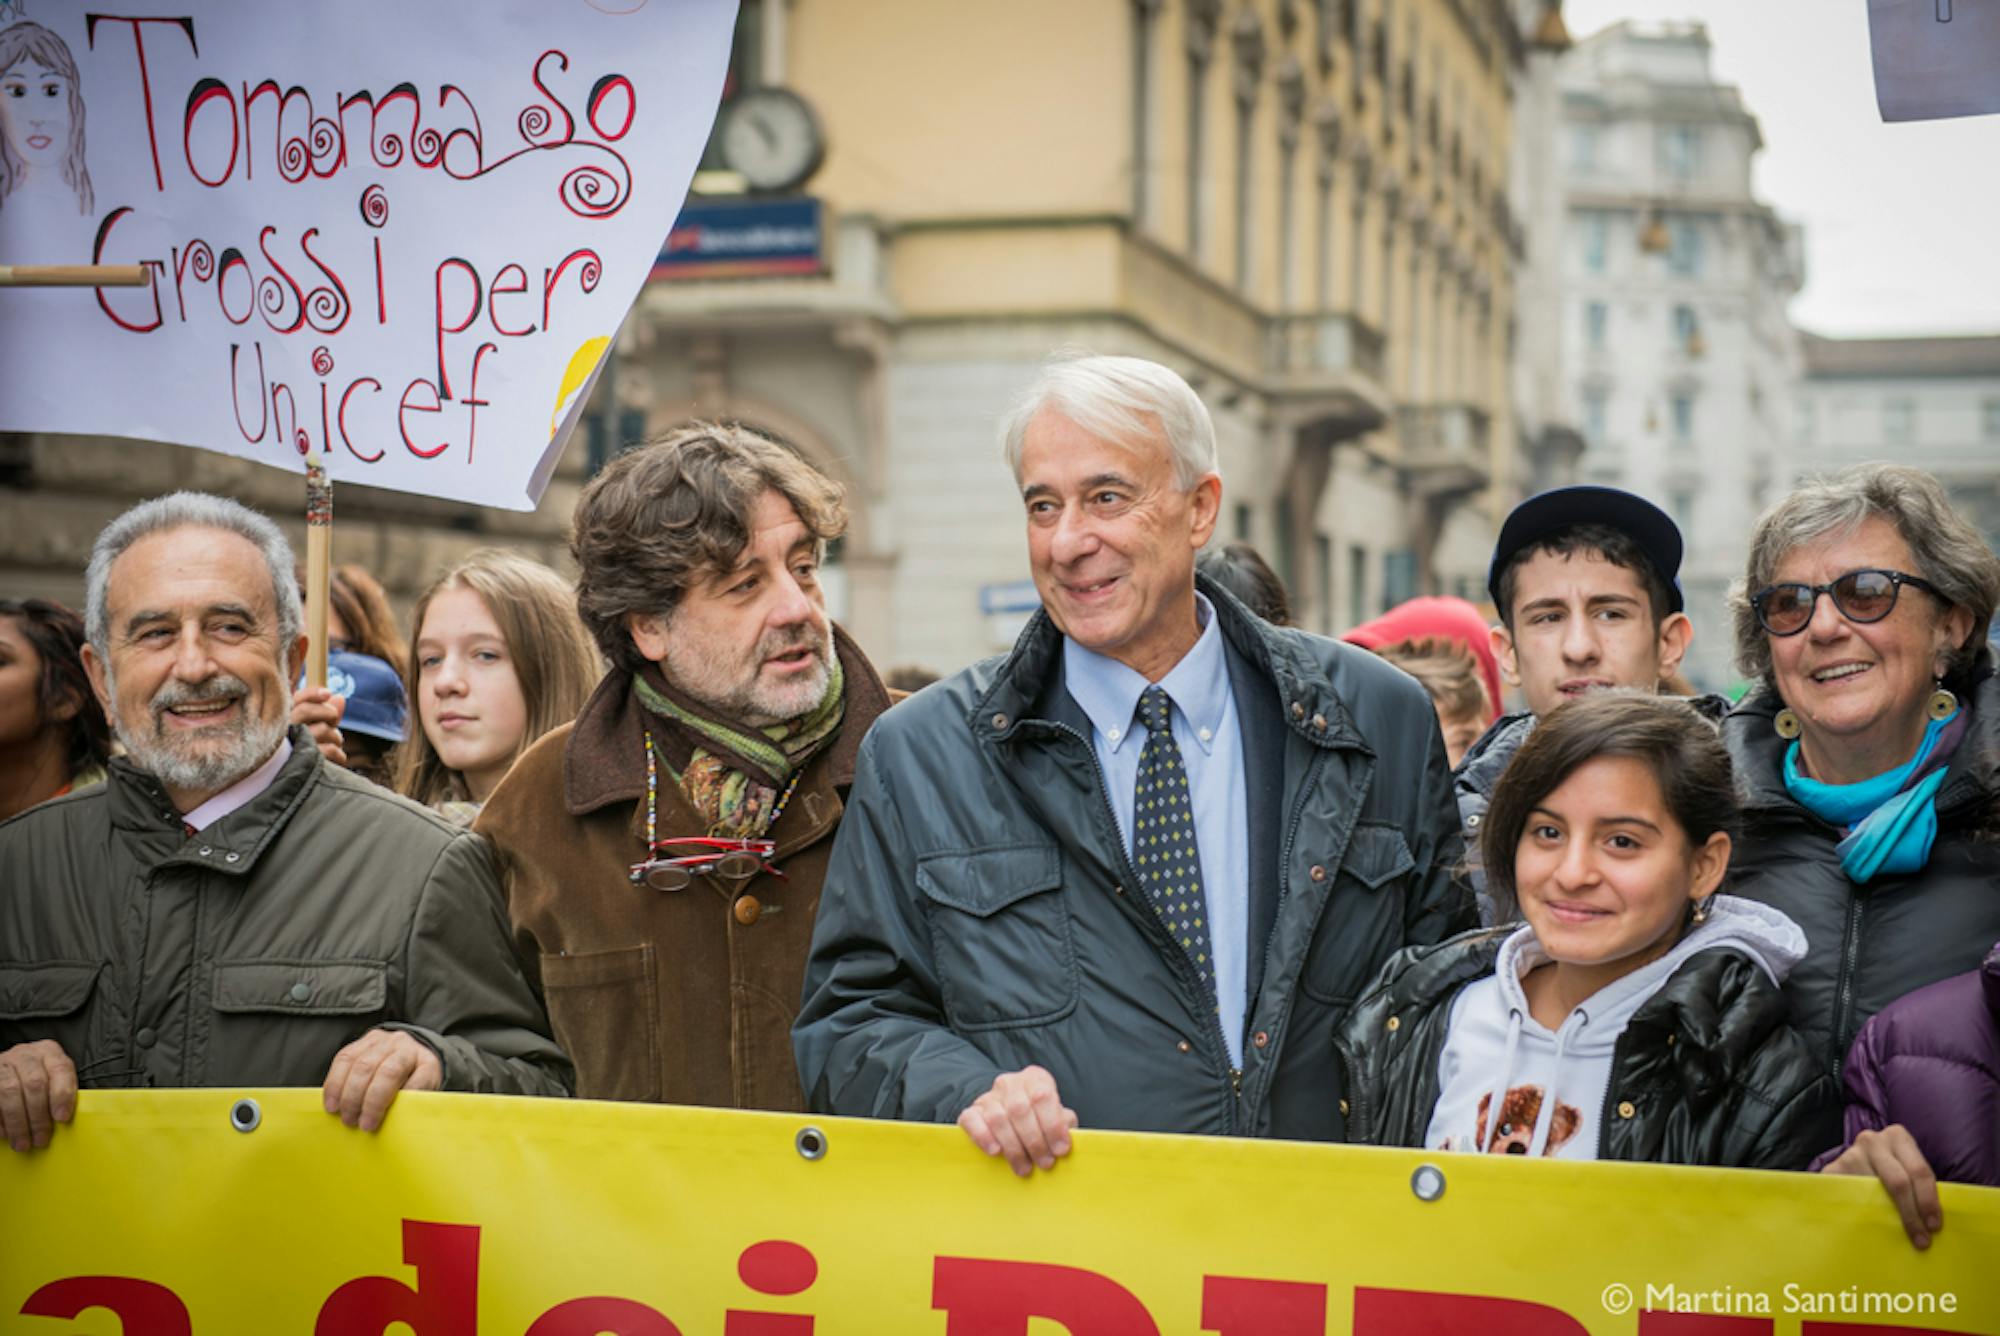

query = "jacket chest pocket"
(1299, 823), (1415, 1006)
(212, 959), (389, 1017)
(538, 945), (660, 1103)
(0, 961), (101, 1055)
(206, 958), (392, 1084)
(917, 845), (1077, 1031)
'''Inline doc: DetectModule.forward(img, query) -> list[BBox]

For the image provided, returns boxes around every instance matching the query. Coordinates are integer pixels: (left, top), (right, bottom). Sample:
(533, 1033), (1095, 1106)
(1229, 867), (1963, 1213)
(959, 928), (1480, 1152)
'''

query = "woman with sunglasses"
(1725, 463), (2000, 1095)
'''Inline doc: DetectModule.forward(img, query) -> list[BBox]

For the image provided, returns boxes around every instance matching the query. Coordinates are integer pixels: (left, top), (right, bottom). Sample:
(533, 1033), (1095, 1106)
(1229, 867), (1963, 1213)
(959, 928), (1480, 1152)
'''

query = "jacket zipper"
(1831, 888), (1866, 1079)
(1045, 720), (1243, 1127)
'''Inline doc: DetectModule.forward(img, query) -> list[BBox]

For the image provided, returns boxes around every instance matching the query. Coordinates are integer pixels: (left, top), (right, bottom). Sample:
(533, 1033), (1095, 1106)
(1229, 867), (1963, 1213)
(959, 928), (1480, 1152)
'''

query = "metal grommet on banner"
(229, 1097), (262, 1134)
(1410, 1163), (1447, 1203)
(795, 1125), (828, 1161)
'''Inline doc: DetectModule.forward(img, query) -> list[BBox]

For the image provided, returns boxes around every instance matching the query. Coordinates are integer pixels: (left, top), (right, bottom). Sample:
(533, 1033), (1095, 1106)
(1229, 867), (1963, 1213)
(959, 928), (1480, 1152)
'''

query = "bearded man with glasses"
(1725, 462), (2000, 1087)
(0, 493), (570, 1155)
(477, 424), (898, 1110)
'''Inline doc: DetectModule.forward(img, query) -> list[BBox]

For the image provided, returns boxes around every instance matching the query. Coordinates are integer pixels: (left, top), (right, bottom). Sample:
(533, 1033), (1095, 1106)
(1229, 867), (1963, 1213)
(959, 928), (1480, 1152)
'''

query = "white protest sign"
(1868, 0), (2000, 123)
(0, 0), (737, 510)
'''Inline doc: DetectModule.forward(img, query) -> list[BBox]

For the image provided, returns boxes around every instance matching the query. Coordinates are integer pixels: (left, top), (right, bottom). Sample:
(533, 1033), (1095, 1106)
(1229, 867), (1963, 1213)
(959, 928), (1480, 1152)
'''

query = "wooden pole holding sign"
(304, 448), (332, 690)
(0, 264), (149, 287)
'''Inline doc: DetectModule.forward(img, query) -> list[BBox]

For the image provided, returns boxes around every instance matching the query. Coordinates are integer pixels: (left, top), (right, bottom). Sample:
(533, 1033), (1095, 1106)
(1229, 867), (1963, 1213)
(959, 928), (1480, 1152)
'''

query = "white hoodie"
(1422, 895), (1808, 1159)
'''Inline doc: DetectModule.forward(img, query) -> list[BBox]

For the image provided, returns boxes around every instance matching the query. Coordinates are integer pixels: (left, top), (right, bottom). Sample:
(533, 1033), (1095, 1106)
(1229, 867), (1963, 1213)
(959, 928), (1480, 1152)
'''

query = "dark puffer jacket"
(1815, 942), (2000, 1186)
(1725, 665), (2000, 1078)
(1335, 929), (1839, 1168)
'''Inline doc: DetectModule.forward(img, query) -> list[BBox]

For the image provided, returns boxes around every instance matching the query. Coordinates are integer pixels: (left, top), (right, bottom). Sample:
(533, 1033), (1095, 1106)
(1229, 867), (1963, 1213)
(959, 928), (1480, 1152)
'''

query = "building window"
(1884, 397), (1915, 443)
(1274, 498), (1296, 589)
(1382, 549), (1417, 611)
(1348, 542), (1368, 627)
(1131, 1), (1161, 226)
(1568, 124), (1598, 172)
(1582, 386), (1609, 445)
(1670, 392), (1695, 446)
(1579, 211), (1609, 274)
(1668, 490), (1695, 534)
(1672, 303), (1699, 348)
(1584, 301), (1608, 350)
(1658, 124), (1700, 178)
(1316, 534), (1334, 634)
(1983, 398), (2000, 440)
(1186, 4), (1221, 264)
(1667, 218), (1703, 278)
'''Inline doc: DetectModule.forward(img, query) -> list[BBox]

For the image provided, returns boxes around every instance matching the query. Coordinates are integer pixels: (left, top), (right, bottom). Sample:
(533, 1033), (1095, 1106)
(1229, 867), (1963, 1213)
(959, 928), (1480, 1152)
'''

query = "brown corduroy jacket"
(475, 628), (895, 1109)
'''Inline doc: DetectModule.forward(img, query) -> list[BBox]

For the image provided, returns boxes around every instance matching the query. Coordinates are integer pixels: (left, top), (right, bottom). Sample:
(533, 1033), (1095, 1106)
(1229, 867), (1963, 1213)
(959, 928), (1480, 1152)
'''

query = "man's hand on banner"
(958, 1064), (1079, 1177)
(1821, 1123), (1944, 1250)
(290, 685), (348, 767)
(322, 1029), (443, 1133)
(0, 1039), (77, 1152)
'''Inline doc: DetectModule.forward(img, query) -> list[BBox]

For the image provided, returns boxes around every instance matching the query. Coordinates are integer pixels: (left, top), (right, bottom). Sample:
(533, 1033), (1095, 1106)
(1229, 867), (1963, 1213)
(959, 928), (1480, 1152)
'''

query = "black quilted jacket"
(1333, 929), (1840, 1168)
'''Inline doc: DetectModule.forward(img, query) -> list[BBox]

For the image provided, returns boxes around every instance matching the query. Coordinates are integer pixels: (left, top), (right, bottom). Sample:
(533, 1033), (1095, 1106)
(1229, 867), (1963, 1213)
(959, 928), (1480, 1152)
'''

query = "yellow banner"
(3, 1090), (1996, 1334)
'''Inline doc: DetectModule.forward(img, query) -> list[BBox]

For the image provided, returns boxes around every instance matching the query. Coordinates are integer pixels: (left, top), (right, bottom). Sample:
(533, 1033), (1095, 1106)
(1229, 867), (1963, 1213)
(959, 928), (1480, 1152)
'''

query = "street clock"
(718, 87), (826, 193)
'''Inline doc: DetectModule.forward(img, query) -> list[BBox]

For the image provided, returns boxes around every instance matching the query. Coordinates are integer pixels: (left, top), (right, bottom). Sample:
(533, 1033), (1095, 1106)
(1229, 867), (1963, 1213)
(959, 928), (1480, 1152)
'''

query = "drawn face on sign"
(0, 22), (92, 214)
(0, 55), (69, 169)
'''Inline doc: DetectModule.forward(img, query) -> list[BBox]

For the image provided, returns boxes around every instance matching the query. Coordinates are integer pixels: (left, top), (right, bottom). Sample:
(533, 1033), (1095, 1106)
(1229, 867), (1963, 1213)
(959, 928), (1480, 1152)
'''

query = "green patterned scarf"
(632, 654), (846, 838)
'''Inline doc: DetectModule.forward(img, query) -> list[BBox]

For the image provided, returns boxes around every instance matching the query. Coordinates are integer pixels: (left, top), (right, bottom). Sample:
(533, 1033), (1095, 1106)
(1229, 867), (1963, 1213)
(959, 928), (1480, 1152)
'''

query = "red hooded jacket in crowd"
(1341, 596), (1503, 725)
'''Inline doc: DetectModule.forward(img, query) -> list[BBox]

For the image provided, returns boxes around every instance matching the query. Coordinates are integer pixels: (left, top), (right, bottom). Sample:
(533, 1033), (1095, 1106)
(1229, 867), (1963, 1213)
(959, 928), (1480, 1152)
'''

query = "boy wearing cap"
(1456, 486), (1719, 920)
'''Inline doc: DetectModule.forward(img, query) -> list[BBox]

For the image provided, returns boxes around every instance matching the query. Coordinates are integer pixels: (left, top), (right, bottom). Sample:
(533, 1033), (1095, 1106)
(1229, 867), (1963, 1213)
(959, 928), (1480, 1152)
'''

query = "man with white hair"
(0, 492), (569, 1154)
(795, 354), (1469, 1172)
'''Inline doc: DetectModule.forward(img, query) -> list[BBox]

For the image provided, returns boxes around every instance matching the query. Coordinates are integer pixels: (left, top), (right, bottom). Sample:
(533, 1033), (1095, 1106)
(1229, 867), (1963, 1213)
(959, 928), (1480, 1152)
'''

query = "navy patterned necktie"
(1132, 685), (1213, 991)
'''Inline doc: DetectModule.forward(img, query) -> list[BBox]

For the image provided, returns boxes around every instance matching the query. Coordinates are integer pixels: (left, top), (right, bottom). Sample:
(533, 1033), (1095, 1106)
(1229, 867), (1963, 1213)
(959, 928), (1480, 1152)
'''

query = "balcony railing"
(1267, 311), (1389, 387)
(1398, 403), (1492, 495)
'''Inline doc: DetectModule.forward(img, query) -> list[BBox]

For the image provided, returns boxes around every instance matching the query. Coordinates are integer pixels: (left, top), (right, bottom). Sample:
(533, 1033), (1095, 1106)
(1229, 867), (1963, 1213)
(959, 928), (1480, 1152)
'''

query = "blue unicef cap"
(300, 650), (409, 743)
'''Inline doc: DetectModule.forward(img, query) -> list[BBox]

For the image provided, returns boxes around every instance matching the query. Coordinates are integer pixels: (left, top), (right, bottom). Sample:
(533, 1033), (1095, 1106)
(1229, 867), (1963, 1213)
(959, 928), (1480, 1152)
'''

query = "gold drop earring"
(1927, 675), (1958, 722)
(1773, 706), (1801, 739)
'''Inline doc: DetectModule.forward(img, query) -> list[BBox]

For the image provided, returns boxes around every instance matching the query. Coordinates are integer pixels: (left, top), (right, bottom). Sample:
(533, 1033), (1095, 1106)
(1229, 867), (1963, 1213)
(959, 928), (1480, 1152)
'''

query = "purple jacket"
(1814, 942), (2000, 1186)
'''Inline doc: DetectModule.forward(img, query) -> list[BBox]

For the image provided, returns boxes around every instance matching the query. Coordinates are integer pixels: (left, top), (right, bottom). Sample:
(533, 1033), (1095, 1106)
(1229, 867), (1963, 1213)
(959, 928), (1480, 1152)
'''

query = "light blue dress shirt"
(1062, 594), (1250, 1065)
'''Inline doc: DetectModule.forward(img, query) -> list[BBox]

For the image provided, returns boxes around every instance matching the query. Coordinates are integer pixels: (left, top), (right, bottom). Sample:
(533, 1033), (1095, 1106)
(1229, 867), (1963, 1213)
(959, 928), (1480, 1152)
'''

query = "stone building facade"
(1526, 19), (1804, 689)
(1798, 334), (2000, 554)
(629, 0), (1536, 671)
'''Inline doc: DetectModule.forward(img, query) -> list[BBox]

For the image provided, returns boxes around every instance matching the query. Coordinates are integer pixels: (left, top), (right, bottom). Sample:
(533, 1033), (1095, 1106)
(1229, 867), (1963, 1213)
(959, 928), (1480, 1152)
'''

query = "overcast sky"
(1562, 0), (2000, 337)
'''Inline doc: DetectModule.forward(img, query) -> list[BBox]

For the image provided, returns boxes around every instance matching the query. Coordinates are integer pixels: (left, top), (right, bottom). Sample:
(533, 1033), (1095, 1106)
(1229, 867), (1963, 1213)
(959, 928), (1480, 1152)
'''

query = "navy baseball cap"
(1487, 485), (1684, 615)
(300, 650), (409, 743)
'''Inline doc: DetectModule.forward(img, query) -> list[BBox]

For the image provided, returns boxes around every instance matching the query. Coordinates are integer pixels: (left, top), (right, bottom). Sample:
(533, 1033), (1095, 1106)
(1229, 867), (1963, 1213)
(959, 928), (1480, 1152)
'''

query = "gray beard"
(656, 616), (833, 729)
(106, 665), (289, 798)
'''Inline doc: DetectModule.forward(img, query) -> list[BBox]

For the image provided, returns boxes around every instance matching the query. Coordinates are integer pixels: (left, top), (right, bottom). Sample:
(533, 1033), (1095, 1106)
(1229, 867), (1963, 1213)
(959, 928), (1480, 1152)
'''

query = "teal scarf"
(1782, 708), (1962, 883)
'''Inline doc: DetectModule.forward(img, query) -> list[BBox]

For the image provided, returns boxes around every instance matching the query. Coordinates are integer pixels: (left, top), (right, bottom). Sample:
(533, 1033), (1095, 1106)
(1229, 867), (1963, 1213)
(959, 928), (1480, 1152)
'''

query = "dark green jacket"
(0, 729), (571, 1096)
(1335, 930), (1839, 1167)
(794, 582), (1471, 1140)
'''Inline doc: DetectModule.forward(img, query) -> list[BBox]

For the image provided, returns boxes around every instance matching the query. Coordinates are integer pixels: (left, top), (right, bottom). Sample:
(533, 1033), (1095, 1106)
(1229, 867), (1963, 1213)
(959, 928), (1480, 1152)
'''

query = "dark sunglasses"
(1750, 568), (1942, 637)
(628, 836), (785, 893)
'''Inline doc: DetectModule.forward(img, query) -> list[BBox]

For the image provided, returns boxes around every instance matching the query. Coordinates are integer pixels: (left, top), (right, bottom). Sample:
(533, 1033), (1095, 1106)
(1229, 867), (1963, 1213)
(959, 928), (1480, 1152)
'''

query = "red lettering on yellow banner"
(315, 1219), (479, 1335)
(20, 1276), (192, 1334)
(525, 1297), (682, 1335)
(1200, 1276), (1328, 1334)
(932, 1257), (1159, 1335)
(1353, 1287), (1591, 1334)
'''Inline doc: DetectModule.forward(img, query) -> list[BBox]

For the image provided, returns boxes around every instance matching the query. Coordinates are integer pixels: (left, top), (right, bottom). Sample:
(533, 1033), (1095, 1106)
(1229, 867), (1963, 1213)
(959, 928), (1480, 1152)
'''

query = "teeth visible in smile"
(172, 702), (231, 716)
(1813, 664), (1869, 682)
